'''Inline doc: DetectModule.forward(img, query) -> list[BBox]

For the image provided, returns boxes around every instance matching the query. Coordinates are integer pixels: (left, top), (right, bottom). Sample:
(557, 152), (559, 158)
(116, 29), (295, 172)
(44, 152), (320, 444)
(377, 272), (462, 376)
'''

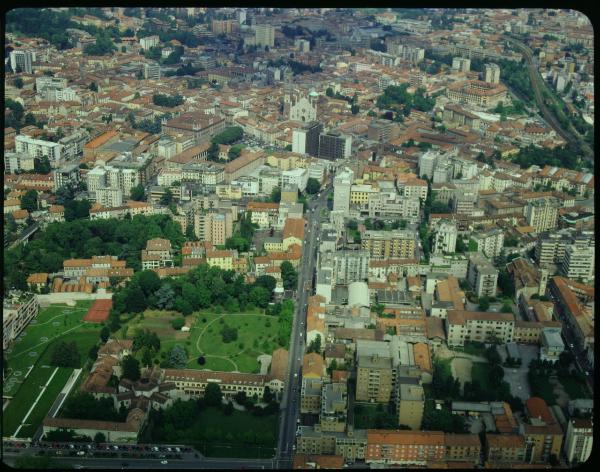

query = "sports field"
(3, 301), (100, 438)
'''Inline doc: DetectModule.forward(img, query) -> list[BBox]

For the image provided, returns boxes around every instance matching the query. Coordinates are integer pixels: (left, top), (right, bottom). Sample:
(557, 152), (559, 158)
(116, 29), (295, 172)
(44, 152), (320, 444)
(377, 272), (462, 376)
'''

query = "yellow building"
(205, 249), (235, 271)
(397, 383), (425, 430)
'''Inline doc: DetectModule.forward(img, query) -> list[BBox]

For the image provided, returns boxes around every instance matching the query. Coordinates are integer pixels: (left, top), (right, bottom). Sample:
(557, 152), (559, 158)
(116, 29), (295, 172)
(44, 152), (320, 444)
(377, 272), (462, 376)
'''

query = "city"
(2, 7), (594, 470)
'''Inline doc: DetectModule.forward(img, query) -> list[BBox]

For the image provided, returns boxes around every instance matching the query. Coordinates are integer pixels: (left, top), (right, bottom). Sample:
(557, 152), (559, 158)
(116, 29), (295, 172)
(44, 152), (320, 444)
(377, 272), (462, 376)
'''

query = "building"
(472, 228), (504, 258)
(561, 242), (594, 283)
(432, 220), (457, 254)
(452, 57), (471, 72)
(535, 230), (573, 268)
(139, 35), (159, 50)
(3, 293), (39, 350)
(318, 132), (352, 160)
(418, 151), (438, 179)
(328, 250), (370, 285)
(539, 327), (564, 363)
(563, 418), (593, 465)
(319, 382), (348, 433)
(10, 49), (34, 73)
(254, 24), (275, 48)
(484, 63), (501, 84)
(355, 342), (394, 403)
(4, 152), (34, 174)
(162, 113), (226, 146)
(467, 253), (498, 298)
(446, 80), (508, 107)
(141, 238), (173, 270)
(361, 230), (416, 260)
(365, 430), (445, 465)
(525, 197), (559, 232)
(367, 120), (400, 143)
(333, 168), (354, 213)
(292, 121), (322, 156)
(396, 383), (424, 430)
(15, 135), (63, 168)
(285, 90), (319, 123)
(53, 163), (80, 191)
(485, 434), (526, 464)
(194, 211), (234, 246)
(446, 310), (514, 347)
(144, 62), (161, 79)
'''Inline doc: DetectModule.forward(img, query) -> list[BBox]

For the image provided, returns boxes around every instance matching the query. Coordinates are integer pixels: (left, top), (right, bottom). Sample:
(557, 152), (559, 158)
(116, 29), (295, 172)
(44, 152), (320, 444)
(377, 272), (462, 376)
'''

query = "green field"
(471, 362), (491, 390)
(3, 367), (72, 438)
(3, 301), (100, 438)
(187, 312), (284, 373)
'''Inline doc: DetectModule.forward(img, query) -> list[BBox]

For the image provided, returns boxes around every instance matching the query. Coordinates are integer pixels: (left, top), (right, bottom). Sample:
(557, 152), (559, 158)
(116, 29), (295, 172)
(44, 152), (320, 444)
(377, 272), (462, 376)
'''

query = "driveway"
(499, 344), (538, 402)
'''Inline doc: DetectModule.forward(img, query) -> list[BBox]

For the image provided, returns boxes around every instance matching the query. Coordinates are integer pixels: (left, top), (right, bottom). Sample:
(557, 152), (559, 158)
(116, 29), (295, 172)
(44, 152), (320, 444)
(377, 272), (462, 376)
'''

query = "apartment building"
(318, 132), (352, 160)
(485, 434), (526, 464)
(361, 230), (416, 260)
(446, 310), (514, 347)
(452, 57), (471, 72)
(194, 211), (233, 246)
(301, 378), (323, 415)
(296, 426), (367, 463)
(445, 434), (481, 463)
(525, 197), (559, 232)
(15, 135), (63, 167)
(563, 418), (593, 465)
(432, 220), (457, 254)
(333, 168), (354, 213)
(9, 49), (34, 73)
(292, 121), (322, 156)
(162, 113), (226, 145)
(484, 63), (501, 84)
(4, 152), (34, 174)
(322, 250), (370, 285)
(365, 430), (445, 465)
(254, 24), (274, 48)
(446, 80), (508, 107)
(246, 201), (279, 228)
(472, 228), (504, 258)
(3, 293), (39, 349)
(355, 348), (394, 403)
(561, 242), (594, 283)
(534, 230), (573, 268)
(367, 192), (420, 222)
(521, 422), (564, 464)
(139, 35), (159, 49)
(396, 383), (424, 430)
(53, 163), (81, 191)
(141, 238), (173, 270)
(319, 382), (348, 433)
(467, 253), (498, 298)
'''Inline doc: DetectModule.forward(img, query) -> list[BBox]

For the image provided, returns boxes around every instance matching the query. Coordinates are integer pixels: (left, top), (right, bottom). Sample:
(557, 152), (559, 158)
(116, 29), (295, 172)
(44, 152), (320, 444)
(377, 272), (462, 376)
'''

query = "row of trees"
(376, 84), (435, 115)
(152, 93), (184, 108)
(5, 99), (45, 131)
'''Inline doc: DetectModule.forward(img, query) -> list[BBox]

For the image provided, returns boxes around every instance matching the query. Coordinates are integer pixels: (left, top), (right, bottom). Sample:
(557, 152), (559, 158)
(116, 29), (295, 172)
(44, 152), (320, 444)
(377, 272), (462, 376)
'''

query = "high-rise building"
(139, 35), (159, 50)
(484, 63), (501, 84)
(144, 62), (161, 79)
(561, 242), (595, 282)
(318, 132), (352, 160)
(525, 198), (559, 232)
(467, 253), (498, 298)
(418, 150), (438, 179)
(254, 24), (274, 48)
(361, 230), (416, 259)
(15, 135), (63, 168)
(433, 220), (458, 254)
(10, 49), (34, 73)
(452, 57), (471, 72)
(396, 383), (425, 430)
(292, 121), (322, 156)
(564, 418), (593, 465)
(356, 351), (394, 403)
(472, 228), (504, 258)
(333, 168), (354, 213)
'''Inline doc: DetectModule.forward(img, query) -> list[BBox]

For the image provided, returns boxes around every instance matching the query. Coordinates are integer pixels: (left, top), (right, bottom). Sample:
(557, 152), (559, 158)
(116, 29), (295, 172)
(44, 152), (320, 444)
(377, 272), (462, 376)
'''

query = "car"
(167, 447), (172, 452)
(77, 451), (85, 456)
(569, 343), (574, 348)
(160, 460), (168, 465)
(70, 444), (75, 449)
(300, 332), (303, 337)
(294, 373), (298, 378)
(175, 447), (180, 452)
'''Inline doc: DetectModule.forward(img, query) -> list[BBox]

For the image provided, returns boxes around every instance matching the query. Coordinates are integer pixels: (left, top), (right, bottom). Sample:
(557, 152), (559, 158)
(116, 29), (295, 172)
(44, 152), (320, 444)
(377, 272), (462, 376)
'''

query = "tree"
(130, 183), (145, 201)
(307, 334), (322, 353)
(171, 317), (185, 330)
(249, 286), (271, 308)
(50, 341), (80, 368)
(137, 270), (161, 297)
(155, 283), (175, 310)
(204, 382), (223, 407)
(306, 178), (320, 194)
(100, 325), (110, 343)
(141, 348), (153, 367)
(121, 355), (141, 381)
(223, 400), (234, 415)
(255, 275), (277, 294)
(326, 87), (334, 97)
(280, 261), (298, 290)
(168, 345), (188, 368)
(88, 344), (99, 361)
(351, 103), (360, 115)
(13, 77), (24, 89)
(478, 296), (490, 311)
(270, 186), (281, 203)
(93, 432), (106, 443)
(160, 189), (173, 206)
(221, 324), (238, 343)
(20, 190), (38, 212)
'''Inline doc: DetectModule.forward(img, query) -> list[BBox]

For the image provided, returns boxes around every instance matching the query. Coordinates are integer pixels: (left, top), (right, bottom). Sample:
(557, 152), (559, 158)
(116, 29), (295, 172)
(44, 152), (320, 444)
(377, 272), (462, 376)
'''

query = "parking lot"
(498, 344), (539, 402)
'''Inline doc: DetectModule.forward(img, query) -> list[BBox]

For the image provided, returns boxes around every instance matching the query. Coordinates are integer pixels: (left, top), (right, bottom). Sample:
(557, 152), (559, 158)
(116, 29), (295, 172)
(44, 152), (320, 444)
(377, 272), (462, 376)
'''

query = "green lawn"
(16, 368), (73, 439)
(471, 362), (491, 390)
(353, 403), (397, 429)
(187, 312), (283, 373)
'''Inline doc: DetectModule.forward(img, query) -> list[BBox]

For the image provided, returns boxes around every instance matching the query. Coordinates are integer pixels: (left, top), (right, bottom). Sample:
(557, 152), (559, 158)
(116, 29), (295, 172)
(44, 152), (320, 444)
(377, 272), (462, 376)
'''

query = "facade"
(10, 49), (34, 73)
(15, 135), (63, 167)
(362, 230), (416, 260)
(3, 293), (39, 350)
(144, 62), (161, 79)
(486, 434), (526, 463)
(333, 168), (354, 213)
(467, 253), (498, 297)
(446, 310), (514, 347)
(318, 132), (352, 160)
(472, 228), (504, 258)
(446, 80), (508, 107)
(355, 351), (394, 403)
(563, 418), (593, 465)
(484, 63), (501, 84)
(254, 24), (275, 47)
(396, 383), (424, 430)
(561, 242), (594, 283)
(292, 121), (322, 156)
(452, 57), (471, 72)
(525, 197), (559, 232)
(432, 220), (457, 254)
(365, 430), (445, 465)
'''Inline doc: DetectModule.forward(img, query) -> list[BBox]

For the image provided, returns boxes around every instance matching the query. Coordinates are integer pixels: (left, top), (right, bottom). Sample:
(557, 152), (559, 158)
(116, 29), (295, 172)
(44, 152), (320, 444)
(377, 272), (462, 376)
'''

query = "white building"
(433, 219), (458, 254)
(280, 168), (308, 193)
(564, 419), (593, 465)
(254, 24), (275, 48)
(295, 39), (310, 52)
(525, 198), (559, 232)
(472, 228), (505, 258)
(467, 253), (498, 298)
(561, 242), (594, 283)
(95, 187), (124, 208)
(452, 57), (471, 72)
(139, 35), (160, 50)
(144, 62), (161, 80)
(333, 168), (354, 213)
(418, 150), (438, 179)
(484, 63), (501, 84)
(539, 327), (564, 363)
(15, 135), (63, 168)
(10, 49), (34, 73)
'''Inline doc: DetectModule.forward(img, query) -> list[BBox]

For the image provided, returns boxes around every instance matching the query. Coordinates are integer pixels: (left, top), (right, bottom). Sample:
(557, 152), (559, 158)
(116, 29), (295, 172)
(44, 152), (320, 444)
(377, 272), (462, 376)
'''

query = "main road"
(274, 179), (332, 468)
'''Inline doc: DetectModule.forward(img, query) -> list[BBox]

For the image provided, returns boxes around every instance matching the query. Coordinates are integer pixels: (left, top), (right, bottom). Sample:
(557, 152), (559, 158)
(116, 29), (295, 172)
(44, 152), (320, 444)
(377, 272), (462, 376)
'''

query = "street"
(275, 178), (331, 463)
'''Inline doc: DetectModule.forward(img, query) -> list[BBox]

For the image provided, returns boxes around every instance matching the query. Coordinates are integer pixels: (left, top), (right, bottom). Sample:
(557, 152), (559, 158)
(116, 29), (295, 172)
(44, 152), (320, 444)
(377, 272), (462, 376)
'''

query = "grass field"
(3, 301), (99, 438)
(470, 362), (491, 390)
(3, 367), (72, 438)
(187, 312), (284, 373)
